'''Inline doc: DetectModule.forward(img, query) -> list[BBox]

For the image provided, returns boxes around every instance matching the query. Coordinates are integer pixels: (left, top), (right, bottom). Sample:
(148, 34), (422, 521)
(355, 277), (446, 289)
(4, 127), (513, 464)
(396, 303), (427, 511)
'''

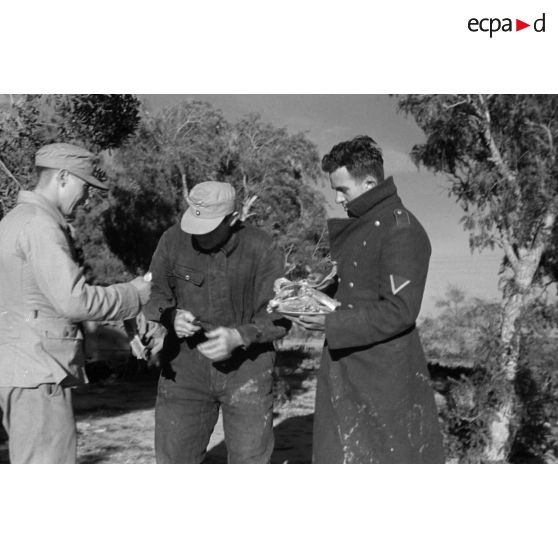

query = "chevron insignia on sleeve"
(390, 274), (411, 295)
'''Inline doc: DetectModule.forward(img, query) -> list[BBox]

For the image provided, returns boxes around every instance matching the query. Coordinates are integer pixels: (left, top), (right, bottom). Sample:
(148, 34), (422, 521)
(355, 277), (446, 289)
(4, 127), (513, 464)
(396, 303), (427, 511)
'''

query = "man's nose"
(335, 192), (345, 204)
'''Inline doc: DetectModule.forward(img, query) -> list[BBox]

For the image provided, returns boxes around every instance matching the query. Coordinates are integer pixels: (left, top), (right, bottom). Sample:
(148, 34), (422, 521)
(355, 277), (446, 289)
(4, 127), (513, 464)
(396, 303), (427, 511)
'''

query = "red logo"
(516, 19), (531, 31)
(468, 13), (546, 37)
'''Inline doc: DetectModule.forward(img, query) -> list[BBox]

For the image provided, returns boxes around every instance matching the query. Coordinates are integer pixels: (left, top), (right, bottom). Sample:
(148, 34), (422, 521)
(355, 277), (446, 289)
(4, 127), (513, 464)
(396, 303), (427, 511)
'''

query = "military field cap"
(181, 181), (236, 235)
(35, 142), (107, 190)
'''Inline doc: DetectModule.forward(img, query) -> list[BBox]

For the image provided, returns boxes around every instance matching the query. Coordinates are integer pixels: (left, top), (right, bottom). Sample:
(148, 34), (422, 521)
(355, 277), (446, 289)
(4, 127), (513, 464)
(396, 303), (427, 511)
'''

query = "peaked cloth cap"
(35, 143), (107, 190)
(181, 181), (236, 235)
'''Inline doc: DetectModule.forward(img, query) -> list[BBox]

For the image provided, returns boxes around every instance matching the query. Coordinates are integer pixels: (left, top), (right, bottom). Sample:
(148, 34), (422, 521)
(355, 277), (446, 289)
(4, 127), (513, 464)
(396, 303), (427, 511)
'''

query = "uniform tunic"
(0, 190), (141, 463)
(0, 191), (141, 387)
(144, 222), (289, 381)
(313, 177), (444, 463)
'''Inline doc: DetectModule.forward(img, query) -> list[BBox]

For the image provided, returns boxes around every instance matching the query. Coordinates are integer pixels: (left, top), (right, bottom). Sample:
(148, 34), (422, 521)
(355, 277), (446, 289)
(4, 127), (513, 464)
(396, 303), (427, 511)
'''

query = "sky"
(141, 94), (504, 316)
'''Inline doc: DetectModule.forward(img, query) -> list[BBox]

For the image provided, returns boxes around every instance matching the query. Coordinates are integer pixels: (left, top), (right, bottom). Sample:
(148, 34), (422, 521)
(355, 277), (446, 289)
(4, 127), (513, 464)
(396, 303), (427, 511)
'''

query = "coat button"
(349, 282), (354, 288)
(374, 220), (380, 227)
(362, 240), (367, 246)
(347, 303), (354, 309)
(185, 274), (190, 280)
(353, 261), (358, 267)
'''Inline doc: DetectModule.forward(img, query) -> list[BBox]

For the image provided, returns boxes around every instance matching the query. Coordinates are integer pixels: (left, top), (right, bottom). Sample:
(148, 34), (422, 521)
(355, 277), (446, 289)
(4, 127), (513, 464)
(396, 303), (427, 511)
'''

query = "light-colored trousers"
(0, 384), (76, 464)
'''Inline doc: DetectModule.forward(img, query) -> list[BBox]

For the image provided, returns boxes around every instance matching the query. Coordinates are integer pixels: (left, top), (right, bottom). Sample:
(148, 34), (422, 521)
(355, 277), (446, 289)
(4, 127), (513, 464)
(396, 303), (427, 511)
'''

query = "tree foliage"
(398, 95), (558, 256)
(422, 286), (558, 463)
(422, 285), (497, 367)
(96, 101), (230, 277)
(1, 96), (328, 284)
(222, 113), (328, 277)
(94, 102), (328, 280)
(0, 94), (141, 219)
(398, 94), (558, 461)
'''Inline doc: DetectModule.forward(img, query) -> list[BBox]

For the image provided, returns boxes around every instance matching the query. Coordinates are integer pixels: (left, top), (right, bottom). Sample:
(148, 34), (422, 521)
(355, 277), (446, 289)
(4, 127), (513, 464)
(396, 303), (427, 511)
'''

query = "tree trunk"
(483, 252), (541, 463)
(483, 291), (524, 462)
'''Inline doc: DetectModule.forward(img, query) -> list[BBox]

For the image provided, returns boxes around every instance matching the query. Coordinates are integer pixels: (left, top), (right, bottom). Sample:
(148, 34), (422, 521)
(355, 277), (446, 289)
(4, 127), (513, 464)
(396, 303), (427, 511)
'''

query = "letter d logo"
(534, 13), (546, 32)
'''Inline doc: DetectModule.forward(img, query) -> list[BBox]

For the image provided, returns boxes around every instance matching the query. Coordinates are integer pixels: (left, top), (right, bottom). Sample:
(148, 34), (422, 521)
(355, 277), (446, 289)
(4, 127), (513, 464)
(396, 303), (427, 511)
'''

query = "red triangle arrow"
(516, 19), (530, 31)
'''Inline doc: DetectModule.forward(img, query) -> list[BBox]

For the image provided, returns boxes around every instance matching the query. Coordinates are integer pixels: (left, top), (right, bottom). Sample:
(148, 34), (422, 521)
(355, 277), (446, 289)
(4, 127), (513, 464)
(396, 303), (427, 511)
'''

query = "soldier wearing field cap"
(295, 136), (444, 464)
(0, 143), (151, 464)
(144, 181), (289, 464)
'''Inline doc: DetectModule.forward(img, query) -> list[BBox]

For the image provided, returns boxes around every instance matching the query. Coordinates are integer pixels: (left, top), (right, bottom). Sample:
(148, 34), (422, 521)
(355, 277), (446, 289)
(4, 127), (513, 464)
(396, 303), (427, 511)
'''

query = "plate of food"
(267, 277), (340, 317)
(279, 310), (329, 317)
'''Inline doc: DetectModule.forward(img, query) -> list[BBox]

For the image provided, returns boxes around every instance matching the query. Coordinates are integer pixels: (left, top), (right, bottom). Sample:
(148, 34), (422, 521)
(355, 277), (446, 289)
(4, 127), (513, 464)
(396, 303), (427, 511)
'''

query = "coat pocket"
(35, 320), (85, 375)
(171, 265), (206, 316)
(173, 265), (205, 286)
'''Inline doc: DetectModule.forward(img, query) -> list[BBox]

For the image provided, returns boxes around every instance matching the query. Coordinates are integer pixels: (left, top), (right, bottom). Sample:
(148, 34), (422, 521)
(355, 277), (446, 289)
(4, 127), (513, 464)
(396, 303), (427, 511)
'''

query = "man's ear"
(363, 175), (378, 192)
(57, 169), (69, 187)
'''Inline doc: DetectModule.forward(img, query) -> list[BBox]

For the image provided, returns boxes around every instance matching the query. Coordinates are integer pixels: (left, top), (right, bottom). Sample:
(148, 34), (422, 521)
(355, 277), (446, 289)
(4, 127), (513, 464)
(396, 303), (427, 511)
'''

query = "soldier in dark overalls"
(145, 181), (289, 463)
(296, 136), (444, 463)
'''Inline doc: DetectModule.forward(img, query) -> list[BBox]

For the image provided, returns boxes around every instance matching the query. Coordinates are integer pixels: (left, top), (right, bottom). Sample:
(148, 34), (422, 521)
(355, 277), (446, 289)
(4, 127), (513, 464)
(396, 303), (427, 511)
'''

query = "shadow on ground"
(73, 376), (158, 418)
(204, 413), (314, 464)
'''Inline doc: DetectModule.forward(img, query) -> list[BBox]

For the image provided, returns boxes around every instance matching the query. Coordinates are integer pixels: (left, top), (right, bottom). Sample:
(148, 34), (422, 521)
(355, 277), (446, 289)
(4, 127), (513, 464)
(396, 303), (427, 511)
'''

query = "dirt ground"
(73, 373), (316, 465)
(0, 338), (321, 465)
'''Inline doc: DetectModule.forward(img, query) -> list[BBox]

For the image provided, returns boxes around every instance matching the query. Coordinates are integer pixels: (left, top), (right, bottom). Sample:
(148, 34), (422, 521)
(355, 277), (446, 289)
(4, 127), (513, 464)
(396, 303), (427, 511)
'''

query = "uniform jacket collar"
(17, 190), (68, 229)
(327, 177), (400, 259)
(346, 176), (398, 218)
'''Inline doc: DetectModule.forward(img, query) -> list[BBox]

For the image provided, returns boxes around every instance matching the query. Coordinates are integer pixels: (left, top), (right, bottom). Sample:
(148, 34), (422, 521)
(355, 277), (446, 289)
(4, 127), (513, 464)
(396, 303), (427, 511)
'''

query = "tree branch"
(443, 99), (468, 110)
(174, 117), (204, 140)
(476, 95), (517, 186)
(311, 224), (327, 260)
(239, 194), (258, 222)
(242, 173), (249, 197)
(283, 243), (296, 275)
(532, 207), (557, 252)
(501, 235), (520, 274)
(542, 123), (554, 152)
(0, 158), (22, 188)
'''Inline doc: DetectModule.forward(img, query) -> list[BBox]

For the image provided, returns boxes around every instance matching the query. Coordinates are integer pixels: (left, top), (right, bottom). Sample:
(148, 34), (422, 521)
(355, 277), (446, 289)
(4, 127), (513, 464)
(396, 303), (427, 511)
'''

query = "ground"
(0, 337), (321, 465)
(4, 321), (554, 465)
(73, 371), (316, 465)
(2, 337), (557, 463)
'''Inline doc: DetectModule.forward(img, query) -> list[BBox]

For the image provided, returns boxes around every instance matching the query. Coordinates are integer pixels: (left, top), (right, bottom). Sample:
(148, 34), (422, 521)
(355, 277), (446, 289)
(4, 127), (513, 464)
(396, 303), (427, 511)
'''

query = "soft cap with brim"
(181, 181), (236, 235)
(35, 142), (107, 190)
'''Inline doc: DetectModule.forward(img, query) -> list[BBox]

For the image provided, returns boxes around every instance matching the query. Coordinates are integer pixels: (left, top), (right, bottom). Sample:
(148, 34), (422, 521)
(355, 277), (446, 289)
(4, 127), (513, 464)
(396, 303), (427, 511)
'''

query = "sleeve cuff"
(159, 308), (177, 330)
(113, 283), (142, 320)
(325, 308), (372, 350)
(235, 324), (263, 348)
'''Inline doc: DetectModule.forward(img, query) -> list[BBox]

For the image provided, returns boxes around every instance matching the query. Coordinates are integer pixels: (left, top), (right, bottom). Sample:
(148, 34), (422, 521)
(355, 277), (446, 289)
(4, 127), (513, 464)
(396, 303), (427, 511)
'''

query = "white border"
(1, 1), (556, 92)
(1, 0), (556, 555)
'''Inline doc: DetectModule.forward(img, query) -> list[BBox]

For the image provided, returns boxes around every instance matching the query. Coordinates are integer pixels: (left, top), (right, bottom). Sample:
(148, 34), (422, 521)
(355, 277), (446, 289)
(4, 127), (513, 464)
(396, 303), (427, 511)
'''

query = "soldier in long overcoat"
(297, 136), (444, 463)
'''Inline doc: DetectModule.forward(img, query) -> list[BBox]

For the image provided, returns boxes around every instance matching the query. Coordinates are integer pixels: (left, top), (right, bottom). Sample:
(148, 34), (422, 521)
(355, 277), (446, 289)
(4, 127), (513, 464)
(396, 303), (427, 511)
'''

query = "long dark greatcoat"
(313, 177), (445, 463)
